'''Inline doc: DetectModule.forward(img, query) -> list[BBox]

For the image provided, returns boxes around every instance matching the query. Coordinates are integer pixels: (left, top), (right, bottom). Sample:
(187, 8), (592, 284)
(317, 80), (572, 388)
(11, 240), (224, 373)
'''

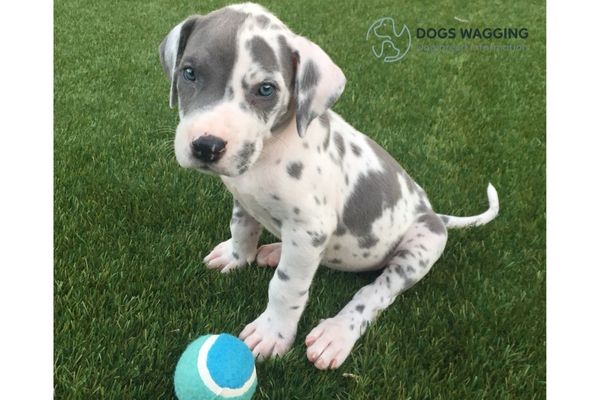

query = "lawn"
(54, 0), (545, 398)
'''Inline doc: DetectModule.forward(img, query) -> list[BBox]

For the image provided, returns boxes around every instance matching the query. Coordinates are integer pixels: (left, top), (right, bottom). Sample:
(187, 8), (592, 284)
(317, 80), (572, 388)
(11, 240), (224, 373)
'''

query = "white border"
(0, 1), (53, 399)
(1, 1), (599, 399)
(547, 1), (600, 398)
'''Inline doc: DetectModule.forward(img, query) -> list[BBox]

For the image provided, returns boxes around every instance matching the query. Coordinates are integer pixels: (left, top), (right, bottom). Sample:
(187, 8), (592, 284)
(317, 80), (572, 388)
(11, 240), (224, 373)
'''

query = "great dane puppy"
(159, 3), (499, 370)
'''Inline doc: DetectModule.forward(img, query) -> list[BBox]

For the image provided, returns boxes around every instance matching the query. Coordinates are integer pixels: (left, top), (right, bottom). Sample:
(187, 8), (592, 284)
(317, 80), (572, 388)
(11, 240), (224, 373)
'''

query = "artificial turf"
(54, 0), (545, 398)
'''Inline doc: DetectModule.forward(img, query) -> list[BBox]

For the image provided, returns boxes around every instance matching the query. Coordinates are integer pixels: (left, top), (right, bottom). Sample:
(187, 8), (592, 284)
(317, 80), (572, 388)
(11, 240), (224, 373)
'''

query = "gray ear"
(159, 17), (197, 108)
(291, 35), (346, 137)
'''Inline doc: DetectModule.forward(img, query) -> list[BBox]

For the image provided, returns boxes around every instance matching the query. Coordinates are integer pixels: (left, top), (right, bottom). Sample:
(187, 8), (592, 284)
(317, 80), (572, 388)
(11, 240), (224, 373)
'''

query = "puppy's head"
(159, 3), (346, 176)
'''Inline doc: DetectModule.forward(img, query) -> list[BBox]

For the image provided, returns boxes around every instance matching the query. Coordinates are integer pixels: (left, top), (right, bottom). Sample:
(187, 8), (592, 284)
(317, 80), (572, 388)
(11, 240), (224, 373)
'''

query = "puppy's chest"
(221, 173), (290, 237)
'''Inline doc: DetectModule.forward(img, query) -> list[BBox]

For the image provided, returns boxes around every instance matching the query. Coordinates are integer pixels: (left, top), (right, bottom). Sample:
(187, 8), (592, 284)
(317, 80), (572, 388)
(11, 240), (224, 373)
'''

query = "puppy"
(159, 3), (499, 369)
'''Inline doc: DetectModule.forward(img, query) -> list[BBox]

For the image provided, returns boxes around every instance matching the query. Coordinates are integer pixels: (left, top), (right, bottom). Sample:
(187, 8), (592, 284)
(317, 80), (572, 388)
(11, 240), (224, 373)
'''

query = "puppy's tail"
(437, 183), (499, 229)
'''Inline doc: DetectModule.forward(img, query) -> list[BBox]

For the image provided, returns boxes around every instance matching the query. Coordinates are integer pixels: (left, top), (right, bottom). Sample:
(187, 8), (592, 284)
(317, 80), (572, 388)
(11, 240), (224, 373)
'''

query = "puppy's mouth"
(190, 158), (250, 178)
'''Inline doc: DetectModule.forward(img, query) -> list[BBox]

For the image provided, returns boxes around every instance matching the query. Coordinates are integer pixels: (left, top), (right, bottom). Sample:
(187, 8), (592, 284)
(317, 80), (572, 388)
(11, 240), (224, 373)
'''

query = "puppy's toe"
(306, 317), (358, 370)
(203, 239), (248, 272)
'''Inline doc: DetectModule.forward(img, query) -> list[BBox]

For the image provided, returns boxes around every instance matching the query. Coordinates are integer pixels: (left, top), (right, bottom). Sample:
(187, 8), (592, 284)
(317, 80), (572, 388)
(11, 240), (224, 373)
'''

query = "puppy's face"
(159, 3), (346, 177)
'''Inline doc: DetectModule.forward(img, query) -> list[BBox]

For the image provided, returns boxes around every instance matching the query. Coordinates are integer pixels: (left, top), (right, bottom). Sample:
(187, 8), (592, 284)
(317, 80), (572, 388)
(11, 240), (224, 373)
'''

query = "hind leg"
(305, 212), (448, 369)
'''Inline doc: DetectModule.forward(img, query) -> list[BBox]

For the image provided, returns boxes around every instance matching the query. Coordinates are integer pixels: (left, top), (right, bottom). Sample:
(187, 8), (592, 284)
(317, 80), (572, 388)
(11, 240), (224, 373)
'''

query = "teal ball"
(174, 333), (257, 400)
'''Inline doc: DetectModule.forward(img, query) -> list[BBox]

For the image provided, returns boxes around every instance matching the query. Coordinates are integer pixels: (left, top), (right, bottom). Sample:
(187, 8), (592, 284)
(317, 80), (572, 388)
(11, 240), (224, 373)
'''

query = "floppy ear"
(159, 17), (197, 108)
(291, 35), (346, 137)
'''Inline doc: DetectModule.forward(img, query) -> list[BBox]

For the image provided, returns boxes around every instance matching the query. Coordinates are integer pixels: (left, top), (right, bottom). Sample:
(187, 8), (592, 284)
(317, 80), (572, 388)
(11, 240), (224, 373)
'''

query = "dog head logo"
(366, 17), (411, 63)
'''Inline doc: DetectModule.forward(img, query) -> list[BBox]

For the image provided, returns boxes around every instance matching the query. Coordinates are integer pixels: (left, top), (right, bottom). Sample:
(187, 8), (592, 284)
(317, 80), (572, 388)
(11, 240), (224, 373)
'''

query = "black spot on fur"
(307, 230), (327, 247)
(287, 161), (304, 179)
(350, 142), (362, 156)
(334, 132), (345, 158)
(277, 269), (290, 281)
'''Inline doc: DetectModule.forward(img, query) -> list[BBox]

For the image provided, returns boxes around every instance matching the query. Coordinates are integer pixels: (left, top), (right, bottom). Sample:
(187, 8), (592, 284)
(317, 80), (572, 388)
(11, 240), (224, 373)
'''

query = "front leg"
(240, 225), (329, 360)
(204, 200), (262, 273)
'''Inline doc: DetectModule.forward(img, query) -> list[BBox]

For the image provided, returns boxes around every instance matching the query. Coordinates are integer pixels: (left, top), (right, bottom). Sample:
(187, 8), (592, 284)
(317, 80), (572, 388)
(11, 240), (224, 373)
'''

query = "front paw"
(203, 239), (256, 273)
(305, 316), (360, 370)
(239, 311), (297, 360)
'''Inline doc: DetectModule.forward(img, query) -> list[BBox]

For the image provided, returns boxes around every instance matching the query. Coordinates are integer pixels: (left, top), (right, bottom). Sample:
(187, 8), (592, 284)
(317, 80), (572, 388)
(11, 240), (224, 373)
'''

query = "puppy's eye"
(257, 83), (275, 97)
(182, 67), (195, 81)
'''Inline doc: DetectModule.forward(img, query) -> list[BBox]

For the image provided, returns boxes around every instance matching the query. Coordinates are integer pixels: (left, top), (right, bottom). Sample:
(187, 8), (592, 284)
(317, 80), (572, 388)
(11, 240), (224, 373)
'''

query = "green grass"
(55, 0), (545, 398)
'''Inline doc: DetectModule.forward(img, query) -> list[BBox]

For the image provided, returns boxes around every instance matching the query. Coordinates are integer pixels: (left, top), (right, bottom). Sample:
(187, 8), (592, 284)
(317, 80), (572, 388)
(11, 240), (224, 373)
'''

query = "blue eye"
(182, 67), (195, 81)
(257, 83), (275, 97)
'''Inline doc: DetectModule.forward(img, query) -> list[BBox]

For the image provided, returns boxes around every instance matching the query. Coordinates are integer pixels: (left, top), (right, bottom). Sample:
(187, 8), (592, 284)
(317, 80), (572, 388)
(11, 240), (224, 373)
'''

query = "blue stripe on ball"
(207, 334), (254, 389)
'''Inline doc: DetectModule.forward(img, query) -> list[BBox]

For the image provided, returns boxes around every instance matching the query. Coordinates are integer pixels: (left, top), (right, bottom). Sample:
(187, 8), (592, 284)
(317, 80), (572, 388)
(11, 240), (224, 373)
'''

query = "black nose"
(190, 135), (227, 163)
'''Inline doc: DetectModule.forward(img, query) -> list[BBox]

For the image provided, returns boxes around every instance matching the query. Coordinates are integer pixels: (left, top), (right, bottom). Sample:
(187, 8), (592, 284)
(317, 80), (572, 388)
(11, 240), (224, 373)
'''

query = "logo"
(366, 17), (412, 63)
(367, 18), (530, 62)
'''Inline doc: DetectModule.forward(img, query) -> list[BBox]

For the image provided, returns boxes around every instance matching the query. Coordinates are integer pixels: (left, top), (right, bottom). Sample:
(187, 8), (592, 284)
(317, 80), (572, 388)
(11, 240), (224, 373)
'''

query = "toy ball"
(174, 333), (257, 400)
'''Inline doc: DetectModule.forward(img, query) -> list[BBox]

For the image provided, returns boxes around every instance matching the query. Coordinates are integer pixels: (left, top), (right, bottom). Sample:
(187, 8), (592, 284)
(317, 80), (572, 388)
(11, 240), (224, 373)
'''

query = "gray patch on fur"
(271, 35), (296, 133)
(168, 10), (249, 115)
(417, 213), (447, 235)
(340, 138), (404, 247)
(255, 14), (270, 28)
(295, 60), (321, 136)
(358, 233), (379, 249)
(249, 36), (277, 72)
(277, 269), (290, 281)
(334, 219), (347, 236)
(307, 230), (327, 247)
(334, 132), (345, 158)
(341, 170), (400, 248)
(236, 141), (256, 173)
(287, 161), (304, 179)
(299, 60), (320, 91)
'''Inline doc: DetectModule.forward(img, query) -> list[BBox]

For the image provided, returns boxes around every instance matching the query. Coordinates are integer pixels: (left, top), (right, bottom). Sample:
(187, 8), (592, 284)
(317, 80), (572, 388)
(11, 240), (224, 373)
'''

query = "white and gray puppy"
(159, 2), (499, 370)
